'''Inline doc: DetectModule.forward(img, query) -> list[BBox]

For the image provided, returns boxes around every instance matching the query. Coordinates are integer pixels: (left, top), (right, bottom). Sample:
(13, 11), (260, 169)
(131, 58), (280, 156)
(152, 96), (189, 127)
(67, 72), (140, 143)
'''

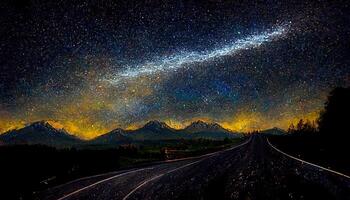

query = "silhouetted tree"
(296, 119), (304, 131)
(303, 120), (316, 133)
(288, 119), (316, 135)
(273, 87), (350, 175)
(287, 124), (295, 133)
(318, 87), (350, 140)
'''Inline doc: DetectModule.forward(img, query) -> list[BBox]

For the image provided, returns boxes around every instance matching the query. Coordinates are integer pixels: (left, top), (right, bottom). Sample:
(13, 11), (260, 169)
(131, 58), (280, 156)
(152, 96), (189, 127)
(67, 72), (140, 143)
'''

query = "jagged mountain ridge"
(183, 120), (231, 133)
(0, 120), (250, 146)
(0, 121), (82, 146)
(182, 120), (241, 140)
(124, 120), (186, 141)
(92, 120), (240, 143)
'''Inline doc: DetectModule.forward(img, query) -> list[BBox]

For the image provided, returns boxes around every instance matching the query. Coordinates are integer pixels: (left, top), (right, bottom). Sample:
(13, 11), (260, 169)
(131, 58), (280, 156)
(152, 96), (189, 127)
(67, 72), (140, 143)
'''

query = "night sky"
(1, 0), (349, 139)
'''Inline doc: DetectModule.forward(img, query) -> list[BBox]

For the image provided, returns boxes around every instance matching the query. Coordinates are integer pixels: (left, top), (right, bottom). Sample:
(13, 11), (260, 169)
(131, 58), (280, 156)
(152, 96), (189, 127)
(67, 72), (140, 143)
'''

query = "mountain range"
(0, 121), (81, 147)
(0, 120), (248, 147)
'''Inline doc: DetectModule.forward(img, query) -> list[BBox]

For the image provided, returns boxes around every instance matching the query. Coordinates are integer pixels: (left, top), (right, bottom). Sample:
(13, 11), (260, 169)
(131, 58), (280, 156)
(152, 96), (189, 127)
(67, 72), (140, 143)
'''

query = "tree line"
(287, 87), (350, 141)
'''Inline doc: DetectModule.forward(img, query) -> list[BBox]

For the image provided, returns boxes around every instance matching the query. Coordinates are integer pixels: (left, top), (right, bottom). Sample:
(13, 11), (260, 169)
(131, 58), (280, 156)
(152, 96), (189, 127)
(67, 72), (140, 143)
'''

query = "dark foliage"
(287, 119), (317, 135)
(318, 87), (350, 139)
(271, 87), (350, 175)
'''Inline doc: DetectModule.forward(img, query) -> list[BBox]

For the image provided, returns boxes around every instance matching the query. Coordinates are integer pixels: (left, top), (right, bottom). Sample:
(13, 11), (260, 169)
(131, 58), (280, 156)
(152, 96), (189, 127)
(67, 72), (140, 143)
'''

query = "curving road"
(40, 135), (350, 200)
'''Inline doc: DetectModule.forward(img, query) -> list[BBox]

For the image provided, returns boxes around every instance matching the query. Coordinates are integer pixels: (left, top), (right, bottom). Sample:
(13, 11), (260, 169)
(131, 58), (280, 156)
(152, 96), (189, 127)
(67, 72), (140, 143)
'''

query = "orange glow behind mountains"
(0, 110), (319, 139)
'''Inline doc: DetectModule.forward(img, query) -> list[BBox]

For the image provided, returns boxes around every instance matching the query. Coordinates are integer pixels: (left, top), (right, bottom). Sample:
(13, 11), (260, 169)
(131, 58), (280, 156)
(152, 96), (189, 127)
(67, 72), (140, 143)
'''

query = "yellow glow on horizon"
(164, 119), (185, 129)
(0, 120), (26, 133)
(221, 112), (264, 132)
(57, 120), (111, 140)
(165, 117), (216, 130)
(125, 123), (141, 130)
(0, 109), (321, 139)
(220, 109), (320, 132)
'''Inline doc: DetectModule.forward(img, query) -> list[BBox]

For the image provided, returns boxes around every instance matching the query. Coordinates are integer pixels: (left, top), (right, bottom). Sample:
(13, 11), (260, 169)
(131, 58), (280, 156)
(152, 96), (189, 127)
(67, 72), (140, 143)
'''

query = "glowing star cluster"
(105, 25), (289, 84)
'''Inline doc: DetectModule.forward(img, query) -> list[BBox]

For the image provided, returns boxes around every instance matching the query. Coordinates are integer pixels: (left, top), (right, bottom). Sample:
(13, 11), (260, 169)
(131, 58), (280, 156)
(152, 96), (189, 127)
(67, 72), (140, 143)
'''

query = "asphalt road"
(40, 135), (350, 200)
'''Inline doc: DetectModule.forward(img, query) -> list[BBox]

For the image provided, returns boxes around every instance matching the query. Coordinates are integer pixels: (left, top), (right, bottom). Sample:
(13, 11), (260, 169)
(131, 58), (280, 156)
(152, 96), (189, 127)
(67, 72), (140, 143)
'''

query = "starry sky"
(1, 0), (349, 139)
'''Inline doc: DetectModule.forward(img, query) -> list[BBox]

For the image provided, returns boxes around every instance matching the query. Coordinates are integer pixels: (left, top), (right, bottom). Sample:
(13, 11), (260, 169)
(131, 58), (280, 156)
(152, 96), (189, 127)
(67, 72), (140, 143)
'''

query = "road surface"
(40, 135), (350, 200)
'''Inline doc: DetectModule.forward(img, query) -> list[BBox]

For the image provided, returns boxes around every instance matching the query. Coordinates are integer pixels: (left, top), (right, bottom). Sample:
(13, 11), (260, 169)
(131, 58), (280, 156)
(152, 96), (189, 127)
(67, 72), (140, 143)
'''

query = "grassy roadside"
(118, 138), (243, 166)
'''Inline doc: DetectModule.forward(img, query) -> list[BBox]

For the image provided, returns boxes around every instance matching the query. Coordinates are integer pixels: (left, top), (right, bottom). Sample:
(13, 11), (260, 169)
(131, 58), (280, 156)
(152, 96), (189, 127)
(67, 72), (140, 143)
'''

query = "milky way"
(0, 1), (349, 139)
(106, 25), (289, 84)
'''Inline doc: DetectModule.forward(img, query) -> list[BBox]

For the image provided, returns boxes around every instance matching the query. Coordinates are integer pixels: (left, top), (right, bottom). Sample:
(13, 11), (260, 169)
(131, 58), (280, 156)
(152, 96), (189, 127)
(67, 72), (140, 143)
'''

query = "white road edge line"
(56, 167), (153, 200)
(266, 138), (350, 179)
(122, 137), (252, 200)
(52, 168), (136, 190)
(122, 159), (203, 200)
(56, 137), (251, 200)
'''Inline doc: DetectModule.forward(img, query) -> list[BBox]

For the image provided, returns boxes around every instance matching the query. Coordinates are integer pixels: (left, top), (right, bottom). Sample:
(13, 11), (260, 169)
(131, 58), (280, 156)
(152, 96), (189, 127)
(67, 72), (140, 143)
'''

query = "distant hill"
(184, 120), (230, 133)
(90, 128), (131, 144)
(0, 121), (82, 147)
(126, 120), (189, 141)
(260, 127), (286, 135)
(183, 120), (241, 140)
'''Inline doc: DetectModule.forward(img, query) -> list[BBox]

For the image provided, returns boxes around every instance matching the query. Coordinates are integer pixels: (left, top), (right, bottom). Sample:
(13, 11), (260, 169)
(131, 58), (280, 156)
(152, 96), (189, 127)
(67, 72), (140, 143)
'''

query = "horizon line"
(0, 119), (286, 139)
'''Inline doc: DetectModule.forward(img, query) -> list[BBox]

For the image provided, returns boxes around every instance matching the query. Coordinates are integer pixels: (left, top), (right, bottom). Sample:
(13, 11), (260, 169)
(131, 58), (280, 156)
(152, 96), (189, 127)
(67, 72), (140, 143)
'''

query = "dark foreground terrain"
(40, 135), (350, 200)
(269, 134), (350, 176)
(0, 138), (240, 199)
